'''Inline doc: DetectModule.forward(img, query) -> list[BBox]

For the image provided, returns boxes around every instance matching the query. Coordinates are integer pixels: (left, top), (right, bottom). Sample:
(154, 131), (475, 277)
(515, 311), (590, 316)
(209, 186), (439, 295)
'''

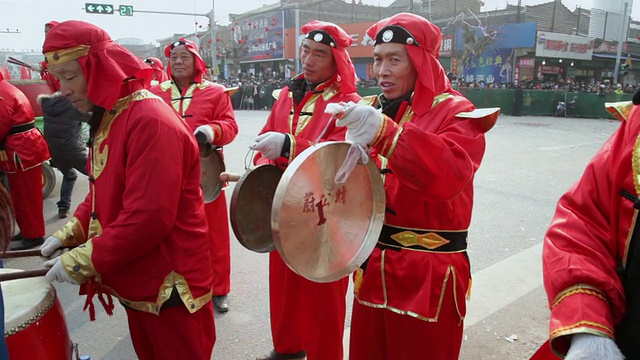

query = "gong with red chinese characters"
(271, 141), (385, 283)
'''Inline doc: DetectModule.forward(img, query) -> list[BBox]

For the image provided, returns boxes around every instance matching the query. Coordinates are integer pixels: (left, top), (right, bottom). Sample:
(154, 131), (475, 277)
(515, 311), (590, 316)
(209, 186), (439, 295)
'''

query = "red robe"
(349, 93), (498, 360)
(53, 85), (214, 314)
(540, 102), (639, 357)
(150, 79), (238, 296)
(0, 79), (50, 238)
(256, 73), (360, 360)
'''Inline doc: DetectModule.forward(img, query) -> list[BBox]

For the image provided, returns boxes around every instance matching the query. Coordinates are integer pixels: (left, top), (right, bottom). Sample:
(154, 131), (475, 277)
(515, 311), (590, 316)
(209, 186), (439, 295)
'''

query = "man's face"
(372, 43), (418, 101)
(169, 45), (196, 82)
(48, 60), (94, 113)
(44, 25), (52, 35)
(300, 39), (337, 85)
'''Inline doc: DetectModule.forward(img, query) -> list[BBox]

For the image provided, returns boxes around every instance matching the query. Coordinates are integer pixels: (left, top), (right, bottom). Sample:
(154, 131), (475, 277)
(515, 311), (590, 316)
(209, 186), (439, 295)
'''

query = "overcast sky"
(0, 0), (635, 51)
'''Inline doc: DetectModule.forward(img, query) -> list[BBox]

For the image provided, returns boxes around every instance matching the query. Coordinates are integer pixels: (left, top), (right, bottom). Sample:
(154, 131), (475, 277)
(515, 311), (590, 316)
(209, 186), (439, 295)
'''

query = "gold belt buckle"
(390, 231), (450, 250)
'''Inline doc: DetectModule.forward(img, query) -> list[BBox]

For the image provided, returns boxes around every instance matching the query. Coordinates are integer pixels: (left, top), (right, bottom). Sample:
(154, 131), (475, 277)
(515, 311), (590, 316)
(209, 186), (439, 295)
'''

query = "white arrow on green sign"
(85, 3), (115, 14)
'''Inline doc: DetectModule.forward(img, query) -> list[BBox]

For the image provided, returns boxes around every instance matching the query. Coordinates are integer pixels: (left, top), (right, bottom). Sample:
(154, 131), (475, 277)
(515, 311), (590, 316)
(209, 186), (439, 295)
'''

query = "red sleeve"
(542, 115), (633, 353)
(208, 87), (238, 146)
(375, 96), (482, 201)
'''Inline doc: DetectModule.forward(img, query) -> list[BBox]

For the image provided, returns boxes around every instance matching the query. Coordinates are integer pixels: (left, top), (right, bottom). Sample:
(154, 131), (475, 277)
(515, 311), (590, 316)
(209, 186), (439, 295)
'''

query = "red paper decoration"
(265, 27), (269, 31)
(216, 37), (221, 42)
(231, 27), (235, 31)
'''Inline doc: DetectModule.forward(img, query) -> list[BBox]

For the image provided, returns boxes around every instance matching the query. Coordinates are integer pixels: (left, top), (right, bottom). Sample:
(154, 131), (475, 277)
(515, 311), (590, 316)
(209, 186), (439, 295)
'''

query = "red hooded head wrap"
(144, 56), (169, 83)
(42, 20), (153, 110)
(45, 21), (59, 29)
(164, 38), (207, 83)
(300, 20), (357, 94)
(366, 13), (452, 117)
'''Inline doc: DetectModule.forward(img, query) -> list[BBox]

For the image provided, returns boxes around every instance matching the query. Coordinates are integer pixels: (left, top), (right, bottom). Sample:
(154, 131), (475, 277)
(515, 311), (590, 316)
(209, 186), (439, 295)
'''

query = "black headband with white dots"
(305, 30), (337, 48)
(374, 25), (420, 46)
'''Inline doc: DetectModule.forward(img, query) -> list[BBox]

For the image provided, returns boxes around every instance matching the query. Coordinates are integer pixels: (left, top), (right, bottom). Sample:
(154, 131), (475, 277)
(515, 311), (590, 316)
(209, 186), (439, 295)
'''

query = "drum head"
(230, 165), (283, 253)
(1, 268), (54, 336)
(271, 141), (385, 283)
(200, 146), (226, 203)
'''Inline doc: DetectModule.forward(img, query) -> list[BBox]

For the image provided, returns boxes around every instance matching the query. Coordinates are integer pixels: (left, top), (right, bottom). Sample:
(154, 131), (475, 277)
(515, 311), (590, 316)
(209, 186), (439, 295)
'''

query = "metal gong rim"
(230, 165), (283, 253)
(271, 141), (385, 283)
(200, 146), (226, 203)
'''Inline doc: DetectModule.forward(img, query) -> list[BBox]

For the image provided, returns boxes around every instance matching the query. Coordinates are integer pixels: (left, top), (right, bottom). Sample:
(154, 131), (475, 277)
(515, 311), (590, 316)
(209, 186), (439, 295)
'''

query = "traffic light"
(621, 63), (629, 77)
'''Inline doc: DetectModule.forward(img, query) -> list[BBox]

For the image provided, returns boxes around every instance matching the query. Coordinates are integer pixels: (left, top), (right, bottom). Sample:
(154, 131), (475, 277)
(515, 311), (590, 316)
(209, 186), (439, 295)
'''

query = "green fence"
(357, 87), (633, 119)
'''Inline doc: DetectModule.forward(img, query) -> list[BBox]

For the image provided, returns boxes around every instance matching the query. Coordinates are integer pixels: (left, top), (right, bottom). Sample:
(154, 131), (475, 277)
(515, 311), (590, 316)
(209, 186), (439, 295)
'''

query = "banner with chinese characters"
(462, 48), (515, 84)
(535, 31), (594, 60)
(232, 10), (285, 62)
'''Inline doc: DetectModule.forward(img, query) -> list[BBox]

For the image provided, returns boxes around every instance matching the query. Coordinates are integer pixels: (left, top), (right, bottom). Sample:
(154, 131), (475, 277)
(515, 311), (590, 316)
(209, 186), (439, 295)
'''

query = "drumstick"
(0, 249), (43, 258)
(220, 172), (241, 182)
(7, 57), (32, 68)
(0, 246), (74, 259)
(0, 268), (48, 282)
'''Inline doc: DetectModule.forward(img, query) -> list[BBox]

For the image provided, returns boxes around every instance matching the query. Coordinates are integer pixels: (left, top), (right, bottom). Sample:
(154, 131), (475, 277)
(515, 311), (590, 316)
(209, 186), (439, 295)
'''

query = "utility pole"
(516, 0), (521, 23)
(294, 3), (300, 74)
(210, 0), (216, 76)
(614, 1), (629, 85)
(550, 0), (557, 32)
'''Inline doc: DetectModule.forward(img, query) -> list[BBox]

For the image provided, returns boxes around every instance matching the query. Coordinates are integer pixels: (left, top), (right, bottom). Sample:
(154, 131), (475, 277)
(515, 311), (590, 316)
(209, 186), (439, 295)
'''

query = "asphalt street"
(5, 111), (621, 359)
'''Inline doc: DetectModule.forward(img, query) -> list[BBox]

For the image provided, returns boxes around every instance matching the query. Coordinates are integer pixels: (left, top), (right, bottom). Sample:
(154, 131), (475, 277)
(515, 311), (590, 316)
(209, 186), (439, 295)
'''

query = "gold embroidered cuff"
(53, 217), (87, 247)
(44, 45), (90, 65)
(60, 240), (97, 284)
(370, 114), (388, 148)
(551, 284), (609, 309)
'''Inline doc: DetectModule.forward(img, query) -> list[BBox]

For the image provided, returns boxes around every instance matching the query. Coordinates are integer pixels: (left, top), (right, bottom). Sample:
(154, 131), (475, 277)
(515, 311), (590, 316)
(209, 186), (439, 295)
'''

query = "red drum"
(3, 269), (73, 360)
(8, 80), (53, 118)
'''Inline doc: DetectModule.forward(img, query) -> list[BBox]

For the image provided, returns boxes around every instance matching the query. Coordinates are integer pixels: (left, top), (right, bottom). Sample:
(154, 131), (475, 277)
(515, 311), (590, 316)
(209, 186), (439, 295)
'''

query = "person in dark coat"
(37, 93), (89, 218)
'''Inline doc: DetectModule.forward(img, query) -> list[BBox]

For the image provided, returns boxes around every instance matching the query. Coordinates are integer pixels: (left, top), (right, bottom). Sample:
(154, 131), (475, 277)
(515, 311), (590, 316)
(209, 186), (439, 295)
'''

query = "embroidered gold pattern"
(551, 284), (609, 309)
(390, 231), (450, 249)
(104, 272), (213, 315)
(61, 240), (97, 283)
(53, 217), (87, 247)
(605, 101), (633, 122)
(44, 45), (90, 65)
(356, 262), (461, 323)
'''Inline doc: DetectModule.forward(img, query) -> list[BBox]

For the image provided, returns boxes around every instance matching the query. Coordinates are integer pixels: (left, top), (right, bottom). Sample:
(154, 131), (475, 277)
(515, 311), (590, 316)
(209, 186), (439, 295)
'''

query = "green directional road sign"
(118, 5), (134, 16)
(85, 3), (114, 14)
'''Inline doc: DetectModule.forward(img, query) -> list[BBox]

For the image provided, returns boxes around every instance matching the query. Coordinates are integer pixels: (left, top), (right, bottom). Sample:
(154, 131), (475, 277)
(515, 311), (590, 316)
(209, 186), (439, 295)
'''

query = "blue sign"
(455, 22), (536, 52)
(233, 10), (285, 62)
(462, 48), (515, 84)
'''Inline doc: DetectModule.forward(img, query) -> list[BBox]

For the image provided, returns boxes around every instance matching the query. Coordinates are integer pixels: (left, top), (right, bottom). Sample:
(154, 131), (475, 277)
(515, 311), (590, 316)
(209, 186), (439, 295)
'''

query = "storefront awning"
(593, 53), (640, 62)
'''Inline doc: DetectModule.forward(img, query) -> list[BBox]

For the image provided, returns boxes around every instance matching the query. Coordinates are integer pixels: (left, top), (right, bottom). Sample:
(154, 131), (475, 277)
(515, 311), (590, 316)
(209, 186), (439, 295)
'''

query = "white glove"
(44, 257), (79, 285)
(41, 236), (63, 257)
(194, 125), (214, 144)
(250, 132), (287, 160)
(30, 63), (43, 72)
(565, 334), (624, 360)
(335, 104), (384, 146)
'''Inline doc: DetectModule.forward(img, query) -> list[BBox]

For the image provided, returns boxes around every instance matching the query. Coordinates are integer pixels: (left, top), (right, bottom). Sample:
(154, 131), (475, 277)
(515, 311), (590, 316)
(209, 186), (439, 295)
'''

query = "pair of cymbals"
(230, 141), (385, 283)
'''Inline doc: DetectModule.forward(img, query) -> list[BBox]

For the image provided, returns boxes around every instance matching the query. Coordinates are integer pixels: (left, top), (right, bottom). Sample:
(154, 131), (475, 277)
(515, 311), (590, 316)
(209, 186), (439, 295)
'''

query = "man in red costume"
(144, 57), (168, 86)
(150, 38), (238, 313)
(38, 21), (215, 360)
(0, 69), (50, 251)
(31, 21), (61, 93)
(251, 20), (360, 360)
(335, 13), (499, 359)
(532, 101), (640, 359)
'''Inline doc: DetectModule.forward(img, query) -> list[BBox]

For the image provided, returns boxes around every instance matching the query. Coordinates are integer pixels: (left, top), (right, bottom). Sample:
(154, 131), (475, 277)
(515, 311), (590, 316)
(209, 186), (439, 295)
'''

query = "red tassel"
(79, 278), (115, 321)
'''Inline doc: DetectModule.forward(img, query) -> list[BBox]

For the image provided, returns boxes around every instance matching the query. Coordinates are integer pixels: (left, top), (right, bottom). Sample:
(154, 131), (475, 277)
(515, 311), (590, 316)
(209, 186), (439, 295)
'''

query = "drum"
(230, 164), (283, 253)
(200, 144), (226, 203)
(8, 80), (52, 118)
(3, 268), (73, 360)
(271, 142), (385, 283)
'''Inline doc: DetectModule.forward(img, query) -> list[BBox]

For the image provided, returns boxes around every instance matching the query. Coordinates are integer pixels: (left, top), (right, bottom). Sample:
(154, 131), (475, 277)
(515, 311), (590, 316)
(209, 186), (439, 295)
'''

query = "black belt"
(377, 224), (468, 252)
(9, 122), (35, 135)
